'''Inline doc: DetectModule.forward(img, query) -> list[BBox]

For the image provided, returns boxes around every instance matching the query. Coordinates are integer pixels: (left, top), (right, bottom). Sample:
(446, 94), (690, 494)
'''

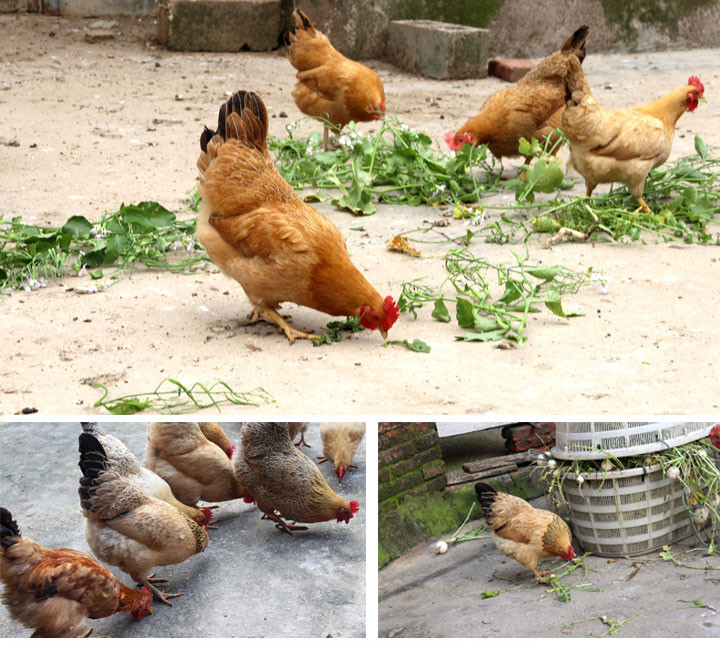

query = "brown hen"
(0, 507), (152, 637)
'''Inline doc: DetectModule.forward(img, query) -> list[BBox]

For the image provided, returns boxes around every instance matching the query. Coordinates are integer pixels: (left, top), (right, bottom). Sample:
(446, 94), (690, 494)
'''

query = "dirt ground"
(1, 14), (719, 415)
(0, 421), (366, 637)
(379, 498), (720, 638)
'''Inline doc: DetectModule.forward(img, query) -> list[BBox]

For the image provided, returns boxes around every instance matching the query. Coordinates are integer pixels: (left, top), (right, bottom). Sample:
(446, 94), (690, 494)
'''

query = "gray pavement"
(0, 421), (365, 637)
(379, 498), (720, 638)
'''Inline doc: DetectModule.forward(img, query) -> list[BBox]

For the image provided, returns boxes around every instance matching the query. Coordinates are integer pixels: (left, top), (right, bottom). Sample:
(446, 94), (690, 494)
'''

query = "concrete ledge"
(157, 0), (282, 52)
(387, 19), (488, 80)
(0, 0), (37, 11)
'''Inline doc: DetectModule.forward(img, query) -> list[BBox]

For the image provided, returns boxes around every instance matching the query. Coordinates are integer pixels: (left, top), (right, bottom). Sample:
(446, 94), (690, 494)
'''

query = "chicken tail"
(564, 54), (589, 106)
(200, 90), (269, 156)
(0, 507), (21, 551)
(474, 482), (497, 519)
(561, 24), (590, 64)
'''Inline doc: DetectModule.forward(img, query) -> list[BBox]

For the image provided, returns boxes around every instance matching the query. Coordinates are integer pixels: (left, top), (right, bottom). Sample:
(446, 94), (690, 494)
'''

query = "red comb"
(444, 132), (458, 149)
(710, 425), (720, 449)
(688, 76), (704, 94)
(243, 495), (255, 504)
(228, 444), (236, 459)
(200, 507), (213, 526)
(384, 296), (400, 328)
(349, 500), (360, 515)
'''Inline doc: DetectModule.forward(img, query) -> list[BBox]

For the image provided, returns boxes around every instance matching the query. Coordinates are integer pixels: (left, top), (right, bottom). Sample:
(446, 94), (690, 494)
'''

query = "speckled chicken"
(145, 422), (247, 506)
(232, 421), (359, 533)
(78, 433), (209, 605)
(475, 482), (575, 581)
(318, 423), (365, 481)
(1, 507), (153, 637)
(284, 8), (385, 149)
(80, 422), (212, 528)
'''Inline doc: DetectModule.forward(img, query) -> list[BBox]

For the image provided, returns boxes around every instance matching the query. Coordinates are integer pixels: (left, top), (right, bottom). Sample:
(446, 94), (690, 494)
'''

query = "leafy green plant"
(268, 114), (505, 215)
(397, 245), (588, 344)
(0, 202), (206, 292)
(561, 608), (644, 637)
(383, 338), (431, 353)
(90, 378), (274, 414)
(311, 316), (364, 346)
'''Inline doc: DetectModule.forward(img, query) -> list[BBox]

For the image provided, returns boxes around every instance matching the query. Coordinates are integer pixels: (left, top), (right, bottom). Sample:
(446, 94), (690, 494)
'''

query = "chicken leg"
(247, 305), (319, 343)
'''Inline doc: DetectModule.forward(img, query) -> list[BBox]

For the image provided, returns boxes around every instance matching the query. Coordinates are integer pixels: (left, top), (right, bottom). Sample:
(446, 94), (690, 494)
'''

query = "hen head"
(336, 500), (360, 523)
(131, 586), (154, 619)
(368, 98), (386, 120)
(445, 131), (475, 151)
(709, 424), (720, 449)
(686, 76), (705, 112)
(359, 295), (399, 339)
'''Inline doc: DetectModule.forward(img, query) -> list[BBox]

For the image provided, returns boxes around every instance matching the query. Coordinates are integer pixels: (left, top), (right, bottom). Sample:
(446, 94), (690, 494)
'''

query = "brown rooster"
(232, 421), (359, 533)
(0, 507), (153, 637)
(446, 25), (589, 166)
(318, 422), (365, 481)
(81, 422), (213, 529)
(145, 422), (248, 506)
(285, 8), (385, 149)
(79, 433), (209, 605)
(196, 90), (399, 343)
(475, 483), (575, 581)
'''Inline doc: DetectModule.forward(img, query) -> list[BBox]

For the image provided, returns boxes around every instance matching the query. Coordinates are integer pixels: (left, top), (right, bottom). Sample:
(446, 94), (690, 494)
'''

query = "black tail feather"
(563, 24), (590, 64)
(78, 432), (108, 479)
(0, 507), (21, 550)
(474, 482), (497, 519)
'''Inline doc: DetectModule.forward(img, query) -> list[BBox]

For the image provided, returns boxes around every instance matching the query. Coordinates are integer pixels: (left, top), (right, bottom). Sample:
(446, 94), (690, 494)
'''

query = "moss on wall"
(601, 0), (715, 43)
(378, 467), (544, 568)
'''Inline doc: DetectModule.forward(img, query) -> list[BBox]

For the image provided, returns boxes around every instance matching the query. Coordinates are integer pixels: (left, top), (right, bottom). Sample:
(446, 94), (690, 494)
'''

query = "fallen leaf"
(388, 235), (421, 256)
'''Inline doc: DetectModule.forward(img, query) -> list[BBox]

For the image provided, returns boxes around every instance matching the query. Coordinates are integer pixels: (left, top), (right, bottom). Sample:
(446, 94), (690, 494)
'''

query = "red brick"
(378, 441), (415, 467)
(422, 462), (445, 480)
(379, 422), (437, 450)
(379, 470), (424, 501)
(391, 454), (423, 477)
(488, 58), (535, 83)
(406, 476), (447, 496)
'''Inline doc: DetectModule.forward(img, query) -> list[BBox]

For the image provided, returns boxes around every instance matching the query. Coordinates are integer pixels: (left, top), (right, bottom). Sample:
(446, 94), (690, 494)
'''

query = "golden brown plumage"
(0, 507), (152, 637)
(78, 434), (208, 606)
(284, 9), (385, 148)
(319, 422), (365, 481)
(196, 90), (399, 343)
(80, 422), (211, 528)
(288, 421), (310, 448)
(145, 422), (247, 505)
(446, 25), (589, 162)
(475, 483), (575, 581)
(562, 56), (705, 213)
(232, 421), (359, 532)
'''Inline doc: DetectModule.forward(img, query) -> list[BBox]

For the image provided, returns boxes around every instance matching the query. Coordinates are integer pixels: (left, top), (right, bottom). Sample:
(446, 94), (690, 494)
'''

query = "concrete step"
(387, 19), (488, 80)
(157, 0), (283, 52)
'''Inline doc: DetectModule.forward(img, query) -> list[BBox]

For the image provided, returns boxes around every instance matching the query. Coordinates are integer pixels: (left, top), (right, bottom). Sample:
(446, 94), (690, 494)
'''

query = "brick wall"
(378, 422), (447, 513)
(502, 422), (556, 453)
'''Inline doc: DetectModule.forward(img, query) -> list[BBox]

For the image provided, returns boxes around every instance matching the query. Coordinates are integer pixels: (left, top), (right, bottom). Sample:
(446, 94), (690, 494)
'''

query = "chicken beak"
(380, 329), (388, 340)
(148, 607), (154, 615)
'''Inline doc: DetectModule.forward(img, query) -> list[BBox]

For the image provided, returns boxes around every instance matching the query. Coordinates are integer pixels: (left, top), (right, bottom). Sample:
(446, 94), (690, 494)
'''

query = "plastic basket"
(552, 421), (712, 460)
(561, 464), (693, 556)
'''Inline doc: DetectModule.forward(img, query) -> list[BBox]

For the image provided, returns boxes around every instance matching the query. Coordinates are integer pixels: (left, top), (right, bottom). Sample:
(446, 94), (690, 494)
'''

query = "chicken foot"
(270, 511), (308, 534)
(294, 436), (311, 448)
(247, 306), (319, 344)
(143, 578), (183, 606)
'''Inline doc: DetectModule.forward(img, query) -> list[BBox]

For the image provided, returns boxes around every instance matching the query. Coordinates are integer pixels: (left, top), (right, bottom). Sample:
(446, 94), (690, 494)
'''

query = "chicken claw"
(294, 436), (311, 448)
(143, 572), (168, 586)
(247, 306), (319, 344)
(271, 511), (308, 534)
(144, 580), (183, 606)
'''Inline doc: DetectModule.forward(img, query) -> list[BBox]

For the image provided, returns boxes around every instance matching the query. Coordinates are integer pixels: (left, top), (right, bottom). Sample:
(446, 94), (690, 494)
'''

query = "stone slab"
(387, 19), (488, 80)
(488, 57), (535, 82)
(157, 0), (283, 52)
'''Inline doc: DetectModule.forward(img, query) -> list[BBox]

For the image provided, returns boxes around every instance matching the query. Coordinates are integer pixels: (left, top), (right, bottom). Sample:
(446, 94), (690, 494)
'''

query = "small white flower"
(591, 272), (613, 294)
(435, 540), (448, 554)
(400, 123), (409, 131)
(338, 134), (353, 147)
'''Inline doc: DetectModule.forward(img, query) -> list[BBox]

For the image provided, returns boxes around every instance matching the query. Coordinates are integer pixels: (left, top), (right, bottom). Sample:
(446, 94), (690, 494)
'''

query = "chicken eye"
(458, 135), (464, 143)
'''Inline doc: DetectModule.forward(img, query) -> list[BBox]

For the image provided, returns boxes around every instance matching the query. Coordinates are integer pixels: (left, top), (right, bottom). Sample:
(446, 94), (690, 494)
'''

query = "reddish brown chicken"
(446, 25), (589, 166)
(475, 483), (575, 581)
(232, 421), (359, 533)
(145, 422), (247, 506)
(285, 8), (385, 149)
(562, 56), (705, 214)
(1, 507), (153, 637)
(318, 423), (366, 482)
(196, 90), (398, 343)
(79, 433), (209, 606)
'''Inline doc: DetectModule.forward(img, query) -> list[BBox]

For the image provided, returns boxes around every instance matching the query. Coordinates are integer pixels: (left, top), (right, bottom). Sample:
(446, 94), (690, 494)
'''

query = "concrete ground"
(379, 497), (720, 638)
(1, 14), (719, 415)
(0, 421), (366, 637)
